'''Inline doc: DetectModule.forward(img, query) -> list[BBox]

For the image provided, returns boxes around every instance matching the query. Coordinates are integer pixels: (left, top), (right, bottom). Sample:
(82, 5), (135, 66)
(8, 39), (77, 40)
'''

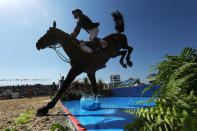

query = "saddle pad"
(99, 39), (108, 48)
(79, 43), (93, 54)
(79, 39), (107, 54)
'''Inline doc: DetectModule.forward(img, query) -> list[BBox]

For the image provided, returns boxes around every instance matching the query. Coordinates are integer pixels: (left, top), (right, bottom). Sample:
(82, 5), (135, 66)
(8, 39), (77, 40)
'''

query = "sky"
(0, 0), (197, 86)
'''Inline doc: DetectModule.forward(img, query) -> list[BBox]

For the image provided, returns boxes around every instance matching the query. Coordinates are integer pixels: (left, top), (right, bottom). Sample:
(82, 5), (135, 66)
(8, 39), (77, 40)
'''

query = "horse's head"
(36, 21), (58, 50)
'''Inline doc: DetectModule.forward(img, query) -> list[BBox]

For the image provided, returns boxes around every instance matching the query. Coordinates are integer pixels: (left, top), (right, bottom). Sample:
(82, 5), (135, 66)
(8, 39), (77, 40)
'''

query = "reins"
(49, 44), (70, 64)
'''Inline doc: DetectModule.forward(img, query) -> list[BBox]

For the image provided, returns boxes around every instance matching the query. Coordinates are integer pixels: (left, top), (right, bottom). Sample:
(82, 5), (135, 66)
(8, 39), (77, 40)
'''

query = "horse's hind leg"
(125, 46), (133, 67)
(87, 71), (99, 98)
(36, 67), (82, 116)
(112, 50), (127, 68)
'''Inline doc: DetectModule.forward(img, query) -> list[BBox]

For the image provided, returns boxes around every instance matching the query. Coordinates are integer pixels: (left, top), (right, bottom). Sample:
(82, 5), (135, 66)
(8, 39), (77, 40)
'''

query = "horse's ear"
(53, 21), (56, 29)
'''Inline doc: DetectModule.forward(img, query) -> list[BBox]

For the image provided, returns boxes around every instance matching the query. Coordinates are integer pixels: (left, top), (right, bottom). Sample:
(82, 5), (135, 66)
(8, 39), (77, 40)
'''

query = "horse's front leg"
(87, 71), (98, 99)
(36, 68), (82, 116)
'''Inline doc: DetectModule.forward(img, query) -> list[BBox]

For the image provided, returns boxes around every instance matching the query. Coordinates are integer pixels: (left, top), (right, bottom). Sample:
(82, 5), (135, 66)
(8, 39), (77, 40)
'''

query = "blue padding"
(112, 85), (160, 97)
(80, 96), (100, 110)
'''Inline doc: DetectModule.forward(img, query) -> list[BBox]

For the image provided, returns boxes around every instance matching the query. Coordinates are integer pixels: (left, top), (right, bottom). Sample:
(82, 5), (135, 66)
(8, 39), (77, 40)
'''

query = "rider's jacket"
(73, 14), (99, 37)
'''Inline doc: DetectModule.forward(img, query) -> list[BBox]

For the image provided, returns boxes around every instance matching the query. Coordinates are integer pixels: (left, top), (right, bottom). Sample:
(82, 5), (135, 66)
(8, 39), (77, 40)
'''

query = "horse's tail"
(111, 11), (124, 33)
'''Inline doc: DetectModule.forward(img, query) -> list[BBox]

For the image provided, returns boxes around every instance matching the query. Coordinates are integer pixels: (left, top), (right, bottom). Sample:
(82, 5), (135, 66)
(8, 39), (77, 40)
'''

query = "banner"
(0, 78), (51, 82)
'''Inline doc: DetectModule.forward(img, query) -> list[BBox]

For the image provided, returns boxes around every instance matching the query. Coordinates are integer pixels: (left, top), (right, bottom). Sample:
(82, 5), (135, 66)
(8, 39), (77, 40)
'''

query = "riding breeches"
(87, 27), (99, 41)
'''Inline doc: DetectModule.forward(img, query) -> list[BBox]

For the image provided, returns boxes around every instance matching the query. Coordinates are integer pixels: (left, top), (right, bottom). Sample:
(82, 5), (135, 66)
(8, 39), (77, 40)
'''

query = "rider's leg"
(88, 28), (106, 56)
(88, 27), (99, 42)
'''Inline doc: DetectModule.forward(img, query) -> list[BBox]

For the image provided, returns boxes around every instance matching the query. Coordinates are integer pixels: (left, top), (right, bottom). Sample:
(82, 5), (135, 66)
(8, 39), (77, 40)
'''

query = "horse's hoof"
(127, 61), (133, 67)
(120, 61), (127, 68)
(122, 64), (127, 68)
(36, 106), (49, 117)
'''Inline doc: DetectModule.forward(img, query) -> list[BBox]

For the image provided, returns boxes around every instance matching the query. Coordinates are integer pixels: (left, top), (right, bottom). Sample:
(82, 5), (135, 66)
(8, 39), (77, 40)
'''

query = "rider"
(71, 9), (105, 56)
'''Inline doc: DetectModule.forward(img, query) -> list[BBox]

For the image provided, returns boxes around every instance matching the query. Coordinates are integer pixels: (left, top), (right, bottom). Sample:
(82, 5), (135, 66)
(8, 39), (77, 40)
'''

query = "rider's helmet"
(72, 9), (83, 15)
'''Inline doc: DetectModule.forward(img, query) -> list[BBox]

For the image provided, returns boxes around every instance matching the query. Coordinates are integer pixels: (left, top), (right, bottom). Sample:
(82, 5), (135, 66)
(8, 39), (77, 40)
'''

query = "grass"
(1, 107), (66, 131)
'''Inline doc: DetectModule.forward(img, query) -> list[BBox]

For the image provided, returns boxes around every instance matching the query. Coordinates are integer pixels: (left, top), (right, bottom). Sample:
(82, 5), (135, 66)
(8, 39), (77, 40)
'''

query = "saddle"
(79, 39), (108, 54)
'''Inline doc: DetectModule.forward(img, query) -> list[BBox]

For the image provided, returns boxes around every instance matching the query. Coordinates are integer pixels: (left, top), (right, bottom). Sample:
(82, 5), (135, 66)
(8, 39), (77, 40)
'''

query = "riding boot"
(93, 38), (107, 57)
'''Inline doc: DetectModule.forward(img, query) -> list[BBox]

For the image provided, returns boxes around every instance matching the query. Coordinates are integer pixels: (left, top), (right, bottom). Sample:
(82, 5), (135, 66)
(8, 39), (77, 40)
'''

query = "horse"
(36, 11), (133, 116)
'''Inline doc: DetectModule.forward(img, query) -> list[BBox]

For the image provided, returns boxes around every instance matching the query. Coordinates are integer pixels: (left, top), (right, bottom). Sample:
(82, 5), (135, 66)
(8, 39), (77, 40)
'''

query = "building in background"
(106, 76), (146, 89)
(110, 74), (121, 83)
(109, 74), (121, 88)
(147, 73), (157, 83)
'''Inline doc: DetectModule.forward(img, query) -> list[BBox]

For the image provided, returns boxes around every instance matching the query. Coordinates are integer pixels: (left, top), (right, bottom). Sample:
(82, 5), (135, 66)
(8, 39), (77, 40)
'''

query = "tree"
(97, 79), (104, 89)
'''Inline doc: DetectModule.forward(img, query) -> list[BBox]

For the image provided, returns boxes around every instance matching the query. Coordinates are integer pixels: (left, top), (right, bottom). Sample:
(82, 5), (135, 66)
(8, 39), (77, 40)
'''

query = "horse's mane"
(55, 28), (80, 44)
(55, 28), (71, 38)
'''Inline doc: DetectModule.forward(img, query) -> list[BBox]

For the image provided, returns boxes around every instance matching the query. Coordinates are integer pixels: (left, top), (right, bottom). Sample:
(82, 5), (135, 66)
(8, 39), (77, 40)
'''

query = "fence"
(111, 84), (160, 97)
